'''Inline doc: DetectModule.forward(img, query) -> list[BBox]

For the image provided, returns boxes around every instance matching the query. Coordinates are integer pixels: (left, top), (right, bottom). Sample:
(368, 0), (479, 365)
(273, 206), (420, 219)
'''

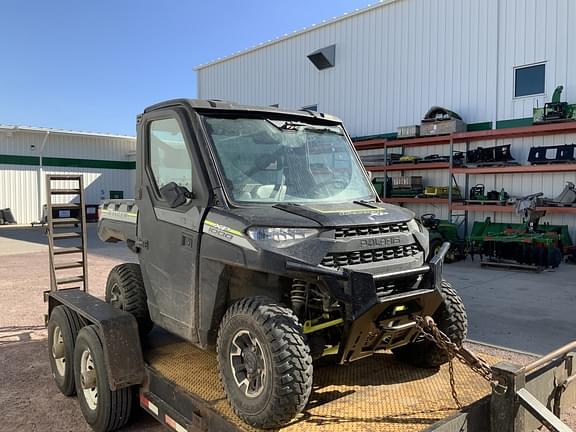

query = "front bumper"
(286, 242), (450, 363)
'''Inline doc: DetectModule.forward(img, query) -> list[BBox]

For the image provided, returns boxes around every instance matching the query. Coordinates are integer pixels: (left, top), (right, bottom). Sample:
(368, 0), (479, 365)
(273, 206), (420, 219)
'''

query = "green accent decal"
(100, 209), (138, 217)
(0, 154), (135, 170)
(204, 220), (243, 237)
(495, 118), (533, 129)
(307, 206), (386, 214)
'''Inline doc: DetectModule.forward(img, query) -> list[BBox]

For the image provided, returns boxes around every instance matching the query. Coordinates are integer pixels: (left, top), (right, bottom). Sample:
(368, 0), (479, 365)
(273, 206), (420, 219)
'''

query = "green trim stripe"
(466, 121), (492, 132)
(495, 117), (533, 129)
(0, 154), (40, 166)
(204, 220), (243, 237)
(0, 154), (135, 170)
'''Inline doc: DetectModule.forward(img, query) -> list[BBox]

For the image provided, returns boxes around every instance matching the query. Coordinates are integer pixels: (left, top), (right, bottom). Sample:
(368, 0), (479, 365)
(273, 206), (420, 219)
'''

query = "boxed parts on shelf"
(390, 176), (424, 197)
(420, 106), (467, 136)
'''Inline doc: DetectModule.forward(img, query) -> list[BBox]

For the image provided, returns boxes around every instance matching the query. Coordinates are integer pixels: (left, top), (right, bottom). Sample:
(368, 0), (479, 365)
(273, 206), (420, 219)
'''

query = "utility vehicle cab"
(97, 99), (467, 428)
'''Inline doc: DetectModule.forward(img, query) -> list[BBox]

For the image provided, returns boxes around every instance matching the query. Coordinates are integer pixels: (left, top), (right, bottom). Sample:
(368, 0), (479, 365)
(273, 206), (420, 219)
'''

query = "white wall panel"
(0, 166), (38, 224)
(0, 130), (136, 224)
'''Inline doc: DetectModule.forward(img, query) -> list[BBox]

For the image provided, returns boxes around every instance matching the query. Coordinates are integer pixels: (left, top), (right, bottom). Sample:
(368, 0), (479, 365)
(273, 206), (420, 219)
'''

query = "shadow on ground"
(0, 338), (162, 431)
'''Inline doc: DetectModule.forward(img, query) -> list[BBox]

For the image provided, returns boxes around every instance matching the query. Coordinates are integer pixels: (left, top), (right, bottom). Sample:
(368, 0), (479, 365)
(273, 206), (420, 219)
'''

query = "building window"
(301, 104), (318, 112)
(514, 63), (545, 98)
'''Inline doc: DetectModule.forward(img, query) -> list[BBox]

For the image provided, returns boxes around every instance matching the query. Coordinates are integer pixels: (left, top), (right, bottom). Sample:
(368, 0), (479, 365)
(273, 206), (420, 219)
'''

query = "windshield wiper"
(353, 199), (379, 208)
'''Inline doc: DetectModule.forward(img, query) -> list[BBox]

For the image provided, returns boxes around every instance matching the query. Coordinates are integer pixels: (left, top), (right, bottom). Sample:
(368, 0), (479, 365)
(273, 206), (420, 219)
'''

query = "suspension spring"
(290, 280), (307, 316)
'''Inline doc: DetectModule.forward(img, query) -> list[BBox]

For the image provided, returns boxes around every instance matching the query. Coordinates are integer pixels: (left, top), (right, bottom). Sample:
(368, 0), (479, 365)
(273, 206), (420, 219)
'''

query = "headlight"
(247, 227), (319, 248)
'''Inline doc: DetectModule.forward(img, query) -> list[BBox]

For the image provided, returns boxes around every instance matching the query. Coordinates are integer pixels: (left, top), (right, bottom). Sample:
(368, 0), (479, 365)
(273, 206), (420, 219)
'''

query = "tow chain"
(413, 315), (496, 409)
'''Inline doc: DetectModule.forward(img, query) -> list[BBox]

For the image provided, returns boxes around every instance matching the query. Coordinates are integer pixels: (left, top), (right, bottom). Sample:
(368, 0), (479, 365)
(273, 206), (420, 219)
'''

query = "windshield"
(203, 116), (376, 204)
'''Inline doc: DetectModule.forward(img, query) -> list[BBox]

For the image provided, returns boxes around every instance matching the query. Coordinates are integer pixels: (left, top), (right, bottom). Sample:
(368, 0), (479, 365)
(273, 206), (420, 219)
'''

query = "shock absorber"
(290, 279), (307, 318)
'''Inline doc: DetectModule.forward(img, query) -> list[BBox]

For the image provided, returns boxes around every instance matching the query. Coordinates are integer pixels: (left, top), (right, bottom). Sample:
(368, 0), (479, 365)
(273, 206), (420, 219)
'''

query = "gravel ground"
(0, 228), (574, 431)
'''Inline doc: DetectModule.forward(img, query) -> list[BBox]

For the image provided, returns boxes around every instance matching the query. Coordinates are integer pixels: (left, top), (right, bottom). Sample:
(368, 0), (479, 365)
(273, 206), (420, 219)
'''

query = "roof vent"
(307, 45), (335, 70)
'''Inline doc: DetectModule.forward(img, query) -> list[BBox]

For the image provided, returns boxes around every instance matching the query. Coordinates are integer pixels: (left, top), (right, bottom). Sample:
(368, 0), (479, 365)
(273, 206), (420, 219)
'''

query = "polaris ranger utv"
(97, 99), (467, 428)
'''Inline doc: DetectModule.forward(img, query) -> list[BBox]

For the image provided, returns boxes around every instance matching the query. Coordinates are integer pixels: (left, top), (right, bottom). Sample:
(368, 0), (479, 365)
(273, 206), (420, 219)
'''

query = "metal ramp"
(45, 175), (89, 294)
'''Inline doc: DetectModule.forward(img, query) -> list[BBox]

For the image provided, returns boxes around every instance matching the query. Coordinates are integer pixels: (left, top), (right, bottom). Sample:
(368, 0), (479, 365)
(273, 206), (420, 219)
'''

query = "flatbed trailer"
(46, 288), (576, 432)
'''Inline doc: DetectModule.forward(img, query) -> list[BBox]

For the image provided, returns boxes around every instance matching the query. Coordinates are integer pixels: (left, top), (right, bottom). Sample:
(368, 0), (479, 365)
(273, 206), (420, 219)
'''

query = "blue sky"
(0, 1), (373, 136)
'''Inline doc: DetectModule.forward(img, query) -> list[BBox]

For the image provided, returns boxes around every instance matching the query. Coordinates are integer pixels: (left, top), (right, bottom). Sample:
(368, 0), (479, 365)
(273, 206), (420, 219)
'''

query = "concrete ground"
(0, 225), (574, 431)
(444, 259), (576, 355)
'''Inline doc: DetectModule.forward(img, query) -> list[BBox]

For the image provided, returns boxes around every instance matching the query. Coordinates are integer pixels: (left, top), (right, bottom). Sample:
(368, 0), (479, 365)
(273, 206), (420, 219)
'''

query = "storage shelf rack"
(354, 122), (576, 228)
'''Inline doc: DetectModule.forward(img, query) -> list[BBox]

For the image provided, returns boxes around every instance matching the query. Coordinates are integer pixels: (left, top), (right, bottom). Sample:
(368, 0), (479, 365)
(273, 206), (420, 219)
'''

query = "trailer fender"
(47, 289), (145, 391)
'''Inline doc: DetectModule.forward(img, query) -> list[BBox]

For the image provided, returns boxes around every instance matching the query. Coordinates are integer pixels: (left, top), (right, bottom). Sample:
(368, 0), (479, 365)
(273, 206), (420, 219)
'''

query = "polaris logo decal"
(360, 237), (401, 248)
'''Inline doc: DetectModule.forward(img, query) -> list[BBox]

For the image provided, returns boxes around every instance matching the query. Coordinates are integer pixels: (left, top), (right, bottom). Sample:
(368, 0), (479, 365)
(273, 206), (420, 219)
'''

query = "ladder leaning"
(45, 174), (89, 294)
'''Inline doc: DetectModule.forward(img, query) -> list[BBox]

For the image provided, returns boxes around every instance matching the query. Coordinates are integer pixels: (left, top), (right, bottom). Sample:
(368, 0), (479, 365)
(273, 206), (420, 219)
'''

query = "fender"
(47, 289), (145, 391)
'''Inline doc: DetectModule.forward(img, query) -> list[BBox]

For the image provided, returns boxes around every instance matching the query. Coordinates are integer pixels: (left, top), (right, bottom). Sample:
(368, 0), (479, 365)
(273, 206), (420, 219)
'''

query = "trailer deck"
(143, 331), (497, 432)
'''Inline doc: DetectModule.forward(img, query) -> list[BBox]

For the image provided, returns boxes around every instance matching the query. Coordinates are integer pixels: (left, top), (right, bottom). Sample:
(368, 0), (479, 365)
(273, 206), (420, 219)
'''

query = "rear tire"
(105, 263), (152, 337)
(74, 325), (132, 432)
(47, 305), (83, 396)
(217, 297), (313, 429)
(393, 280), (467, 367)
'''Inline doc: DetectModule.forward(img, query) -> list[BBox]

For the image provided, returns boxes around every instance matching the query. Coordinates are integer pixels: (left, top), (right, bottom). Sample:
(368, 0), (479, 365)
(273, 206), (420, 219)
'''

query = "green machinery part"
(467, 217), (573, 268)
(421, 214), (465, 262)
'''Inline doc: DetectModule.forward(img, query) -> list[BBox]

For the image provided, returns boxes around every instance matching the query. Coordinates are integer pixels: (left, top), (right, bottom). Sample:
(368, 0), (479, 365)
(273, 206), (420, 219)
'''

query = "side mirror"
(159, 182), (193, 208)
(367, 170), (374, 181)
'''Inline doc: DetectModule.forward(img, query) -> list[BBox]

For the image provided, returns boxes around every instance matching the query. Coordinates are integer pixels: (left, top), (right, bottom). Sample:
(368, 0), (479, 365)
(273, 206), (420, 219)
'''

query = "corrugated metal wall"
(197, 0), (575, 138)
(0, 130), (136, 224)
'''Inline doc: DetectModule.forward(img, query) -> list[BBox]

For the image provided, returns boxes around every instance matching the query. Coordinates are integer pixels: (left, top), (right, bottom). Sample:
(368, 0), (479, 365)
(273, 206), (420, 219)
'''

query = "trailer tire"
(393, 280), (467, 367)
(105, 263), (152, 337)
(217, 296), (313, 429)
(47, 305), (83, 396)
(74, 325), (132, 432)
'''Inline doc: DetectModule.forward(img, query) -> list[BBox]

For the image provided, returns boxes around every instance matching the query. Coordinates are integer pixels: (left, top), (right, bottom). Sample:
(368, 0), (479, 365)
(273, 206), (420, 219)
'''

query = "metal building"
(0, 125), (135, 225)
(196, 0), (576, 239)
(196, 0), (575, 137)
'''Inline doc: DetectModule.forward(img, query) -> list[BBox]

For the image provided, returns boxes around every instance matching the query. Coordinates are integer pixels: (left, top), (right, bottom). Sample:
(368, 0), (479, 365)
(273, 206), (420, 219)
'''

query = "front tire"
(393, 280), (467, 367)
(74, 325), (132, 432)
(105, 263), (152, 337)
(47, 305), (83, 396)
(217, 297), (313, 429)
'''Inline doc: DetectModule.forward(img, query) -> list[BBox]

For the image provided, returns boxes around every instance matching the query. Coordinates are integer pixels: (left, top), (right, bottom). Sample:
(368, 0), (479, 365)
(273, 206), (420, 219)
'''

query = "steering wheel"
(420, 213), (439, 229)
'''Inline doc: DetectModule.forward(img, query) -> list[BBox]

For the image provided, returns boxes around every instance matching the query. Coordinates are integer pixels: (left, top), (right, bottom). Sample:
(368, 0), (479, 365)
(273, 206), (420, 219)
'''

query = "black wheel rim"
(229, 330), (267, 398)
(109, 282), (124, 309)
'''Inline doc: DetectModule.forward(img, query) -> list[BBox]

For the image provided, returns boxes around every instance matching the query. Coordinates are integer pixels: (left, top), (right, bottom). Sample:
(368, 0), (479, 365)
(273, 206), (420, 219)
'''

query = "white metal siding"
(0, 166), (39, 224)
(197, 0), (574, 137)
(497, 0), (576, 120)
(0, 130), (136, 224)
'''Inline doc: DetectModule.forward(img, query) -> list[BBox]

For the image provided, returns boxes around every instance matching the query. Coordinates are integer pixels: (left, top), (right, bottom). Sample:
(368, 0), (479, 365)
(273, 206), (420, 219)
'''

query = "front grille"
(375, 275), (420, 301)
(321, 244), (420, 268)
(334, 222), (409, 238)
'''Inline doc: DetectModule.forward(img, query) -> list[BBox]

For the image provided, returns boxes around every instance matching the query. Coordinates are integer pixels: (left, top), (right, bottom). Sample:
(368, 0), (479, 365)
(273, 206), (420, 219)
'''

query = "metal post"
(490, 362), (526, 432)
(37, 131), (50, 223)
(448, 137), (454, 222)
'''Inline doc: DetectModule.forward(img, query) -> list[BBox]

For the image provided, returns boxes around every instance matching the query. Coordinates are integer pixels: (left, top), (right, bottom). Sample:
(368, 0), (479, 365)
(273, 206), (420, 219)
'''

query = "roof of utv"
(143, 99), (342, 123)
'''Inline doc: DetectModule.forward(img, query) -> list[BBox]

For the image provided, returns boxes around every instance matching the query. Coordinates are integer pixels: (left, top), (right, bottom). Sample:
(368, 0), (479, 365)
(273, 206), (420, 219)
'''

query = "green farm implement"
(468, 218), (572, 269)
